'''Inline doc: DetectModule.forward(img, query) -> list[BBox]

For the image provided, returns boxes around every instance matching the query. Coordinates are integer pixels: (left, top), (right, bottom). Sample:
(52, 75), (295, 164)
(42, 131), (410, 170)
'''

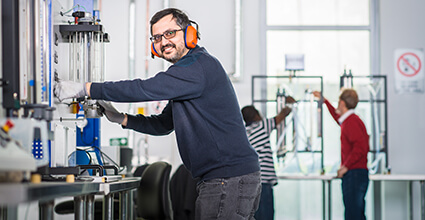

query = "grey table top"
(0, 177), (141, 205)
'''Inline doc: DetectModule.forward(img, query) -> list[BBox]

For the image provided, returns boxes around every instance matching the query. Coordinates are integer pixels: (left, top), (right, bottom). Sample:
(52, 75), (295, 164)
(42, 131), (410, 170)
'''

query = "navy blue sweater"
(91, 46), (259, 181)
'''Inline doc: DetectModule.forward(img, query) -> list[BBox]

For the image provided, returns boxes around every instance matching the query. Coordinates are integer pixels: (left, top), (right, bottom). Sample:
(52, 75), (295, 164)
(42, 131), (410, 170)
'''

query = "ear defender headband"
(151, 20), (199, 58)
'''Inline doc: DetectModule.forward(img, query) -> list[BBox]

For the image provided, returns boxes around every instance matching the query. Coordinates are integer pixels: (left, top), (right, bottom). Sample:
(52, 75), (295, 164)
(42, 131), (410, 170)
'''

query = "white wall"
(380, 0), (425, 219)
(381, 0), (425, 175)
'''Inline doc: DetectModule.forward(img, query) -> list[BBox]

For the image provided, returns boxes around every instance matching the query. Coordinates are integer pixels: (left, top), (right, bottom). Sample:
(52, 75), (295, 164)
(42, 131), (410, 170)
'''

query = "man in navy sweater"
(313, 89), (369, 220)
(55, 8), (261, 219)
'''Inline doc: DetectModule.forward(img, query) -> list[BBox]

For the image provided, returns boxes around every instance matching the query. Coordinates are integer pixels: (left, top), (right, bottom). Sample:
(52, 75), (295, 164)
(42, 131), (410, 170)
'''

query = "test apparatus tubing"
(59, 22), (108, 84)
(251, 75), (324, 172)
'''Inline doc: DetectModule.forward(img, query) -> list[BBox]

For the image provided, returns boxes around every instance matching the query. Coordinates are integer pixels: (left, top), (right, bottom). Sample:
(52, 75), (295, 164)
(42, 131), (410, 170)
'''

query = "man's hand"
(337, 165), (348, 178)
(54, 80), (87, 102)
(97, 100), (125, 125)
(312, 91), (323, 100)
(286, 96), (296, 104)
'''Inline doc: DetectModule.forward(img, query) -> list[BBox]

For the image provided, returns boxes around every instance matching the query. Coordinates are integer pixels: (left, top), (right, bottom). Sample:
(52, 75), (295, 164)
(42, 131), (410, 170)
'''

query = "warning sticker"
(394, 49), (424, 94)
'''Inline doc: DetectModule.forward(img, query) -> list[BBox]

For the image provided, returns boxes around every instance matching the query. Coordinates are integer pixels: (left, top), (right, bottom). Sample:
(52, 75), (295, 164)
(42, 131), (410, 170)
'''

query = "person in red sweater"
(313, 89), (369, 220)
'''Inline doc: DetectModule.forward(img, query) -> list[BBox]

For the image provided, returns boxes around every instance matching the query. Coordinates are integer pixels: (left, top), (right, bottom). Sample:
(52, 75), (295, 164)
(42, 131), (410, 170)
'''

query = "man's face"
(151, 14), (189, 63)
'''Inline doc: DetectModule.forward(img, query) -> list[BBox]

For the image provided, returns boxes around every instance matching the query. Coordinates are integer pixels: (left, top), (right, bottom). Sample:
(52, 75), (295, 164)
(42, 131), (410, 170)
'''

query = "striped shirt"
(246, 118), (278, 186)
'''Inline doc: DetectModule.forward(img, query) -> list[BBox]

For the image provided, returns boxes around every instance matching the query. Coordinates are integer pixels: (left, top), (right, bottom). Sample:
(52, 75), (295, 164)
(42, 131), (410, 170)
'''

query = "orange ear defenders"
(184, 24), (198, 49)
(151, 43), (160, 58)
(151, 21), (199, 58)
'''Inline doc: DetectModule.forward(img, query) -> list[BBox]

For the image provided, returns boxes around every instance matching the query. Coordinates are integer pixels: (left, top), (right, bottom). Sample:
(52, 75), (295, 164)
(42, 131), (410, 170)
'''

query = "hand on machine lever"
(54, 79), (87, 102)
(96, 100), (125, 124)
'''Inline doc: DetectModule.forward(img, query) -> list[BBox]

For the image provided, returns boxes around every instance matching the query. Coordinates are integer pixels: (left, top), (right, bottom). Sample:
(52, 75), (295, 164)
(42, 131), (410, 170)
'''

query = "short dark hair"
(241, 106), (260, 125)
(150, 8), (192, 35)
(339, 88), (359, 109)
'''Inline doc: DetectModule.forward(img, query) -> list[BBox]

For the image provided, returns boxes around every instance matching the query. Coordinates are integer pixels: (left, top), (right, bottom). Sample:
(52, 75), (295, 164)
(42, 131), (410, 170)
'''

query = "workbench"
(0, 177), (140, 220)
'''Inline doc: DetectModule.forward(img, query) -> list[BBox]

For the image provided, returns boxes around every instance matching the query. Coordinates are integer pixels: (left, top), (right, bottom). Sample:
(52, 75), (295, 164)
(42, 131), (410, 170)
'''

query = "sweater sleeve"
(342, 119), (369, 168)
(124, 102), (174, 135)
(90, 61), (206, 102)
(324, 99), (341, 125)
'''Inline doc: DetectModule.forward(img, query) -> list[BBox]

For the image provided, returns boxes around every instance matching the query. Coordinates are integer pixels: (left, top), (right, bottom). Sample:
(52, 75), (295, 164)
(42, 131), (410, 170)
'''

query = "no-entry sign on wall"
(394, 48), (424, 93)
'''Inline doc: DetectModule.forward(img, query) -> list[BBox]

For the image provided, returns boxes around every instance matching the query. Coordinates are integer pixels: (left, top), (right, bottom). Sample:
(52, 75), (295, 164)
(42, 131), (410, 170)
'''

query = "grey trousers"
(195, 171), (262, 220)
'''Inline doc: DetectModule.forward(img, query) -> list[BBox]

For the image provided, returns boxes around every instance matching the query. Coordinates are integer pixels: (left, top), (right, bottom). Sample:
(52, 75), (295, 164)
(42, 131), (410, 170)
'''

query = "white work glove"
(97, 100), (125, 124)
(54, 80), (87, 102)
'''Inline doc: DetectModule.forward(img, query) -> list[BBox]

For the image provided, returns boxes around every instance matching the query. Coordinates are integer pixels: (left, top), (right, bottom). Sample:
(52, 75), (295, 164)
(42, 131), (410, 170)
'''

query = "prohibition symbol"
(397, 52), (422, 77)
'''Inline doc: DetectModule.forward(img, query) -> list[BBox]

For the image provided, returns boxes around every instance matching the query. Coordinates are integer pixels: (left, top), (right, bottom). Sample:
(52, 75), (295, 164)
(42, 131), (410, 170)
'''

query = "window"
(264, 0), (375, 84)
(267, 0), (370, 26)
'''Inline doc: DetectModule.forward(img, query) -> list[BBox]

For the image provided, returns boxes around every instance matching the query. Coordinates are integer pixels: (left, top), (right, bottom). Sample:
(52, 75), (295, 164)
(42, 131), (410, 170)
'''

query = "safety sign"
(394, 48), (424, 93)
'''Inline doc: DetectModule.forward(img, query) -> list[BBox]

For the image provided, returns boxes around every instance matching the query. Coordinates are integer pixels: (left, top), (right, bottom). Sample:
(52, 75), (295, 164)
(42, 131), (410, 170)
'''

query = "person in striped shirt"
(241, 96), (296, 220)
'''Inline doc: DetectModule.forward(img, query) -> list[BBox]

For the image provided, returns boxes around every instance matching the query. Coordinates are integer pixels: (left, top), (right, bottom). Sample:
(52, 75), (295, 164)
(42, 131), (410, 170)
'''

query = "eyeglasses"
(150, 29), (183, 43)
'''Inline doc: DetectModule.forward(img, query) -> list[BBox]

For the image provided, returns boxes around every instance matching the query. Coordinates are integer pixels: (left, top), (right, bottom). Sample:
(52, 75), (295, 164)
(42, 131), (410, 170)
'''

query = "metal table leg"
(103, 193), (114, 220)
(127, 190), (133, 220)
(119, 191), (129, 220)
(1, 206), (17, 220)
(421, 180), (424, 220)
(0, 207), (5, 220)
(74, 196), (85, 220)
(86, 194), (95, 220)
(0, 206), (12, 220)
(322, 181), (325, 220)
(39, 200), (54, 220)
(328, 180), (332, 220)
(409, 181), (413, 220)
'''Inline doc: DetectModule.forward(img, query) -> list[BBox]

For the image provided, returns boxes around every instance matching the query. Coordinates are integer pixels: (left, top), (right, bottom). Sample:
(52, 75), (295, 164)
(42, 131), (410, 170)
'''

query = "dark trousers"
(342, 169), (369, 220)
(254, 183), (274, 220)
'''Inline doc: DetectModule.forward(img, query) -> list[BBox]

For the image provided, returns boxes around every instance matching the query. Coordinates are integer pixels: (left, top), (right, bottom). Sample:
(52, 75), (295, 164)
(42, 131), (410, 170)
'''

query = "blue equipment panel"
(76, 117), (100, 147)
(32, 139), (45, 160)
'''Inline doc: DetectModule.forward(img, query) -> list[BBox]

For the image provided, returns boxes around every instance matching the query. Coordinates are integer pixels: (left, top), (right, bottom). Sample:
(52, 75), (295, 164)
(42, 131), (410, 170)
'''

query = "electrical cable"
(60, 4), (87, 16)
(76, 148), (92, 164)
(75, 148), (92, 175)
(79, 131), (97, 146)
(74, 129), (126, 173)
(90, 146), (125, 173)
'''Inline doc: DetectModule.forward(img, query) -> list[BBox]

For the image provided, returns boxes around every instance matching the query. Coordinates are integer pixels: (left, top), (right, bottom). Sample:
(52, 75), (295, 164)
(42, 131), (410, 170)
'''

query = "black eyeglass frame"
(150, 29), (183, 43)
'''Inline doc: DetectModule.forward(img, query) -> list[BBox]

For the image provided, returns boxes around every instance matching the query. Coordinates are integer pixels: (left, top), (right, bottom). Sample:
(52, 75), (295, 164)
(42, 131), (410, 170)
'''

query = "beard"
(161, 42), (187, 63)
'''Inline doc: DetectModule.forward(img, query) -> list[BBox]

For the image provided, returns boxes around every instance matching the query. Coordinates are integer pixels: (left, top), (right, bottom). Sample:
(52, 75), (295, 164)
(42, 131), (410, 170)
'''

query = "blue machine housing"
(76, 114), (102, 175)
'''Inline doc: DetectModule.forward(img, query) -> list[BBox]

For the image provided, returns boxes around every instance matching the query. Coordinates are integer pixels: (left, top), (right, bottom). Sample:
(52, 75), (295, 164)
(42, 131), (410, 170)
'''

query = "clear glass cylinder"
(81, 32), (88, 82)
(69, 31), (104, 83)
(69, 32), (87, 84)
(91, 32), (104, 82)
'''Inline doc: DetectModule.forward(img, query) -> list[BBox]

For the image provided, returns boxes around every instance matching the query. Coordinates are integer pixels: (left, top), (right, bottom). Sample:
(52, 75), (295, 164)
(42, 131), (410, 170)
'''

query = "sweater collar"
(338, 109), (355, 124)
(186, 45), (200, 55)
